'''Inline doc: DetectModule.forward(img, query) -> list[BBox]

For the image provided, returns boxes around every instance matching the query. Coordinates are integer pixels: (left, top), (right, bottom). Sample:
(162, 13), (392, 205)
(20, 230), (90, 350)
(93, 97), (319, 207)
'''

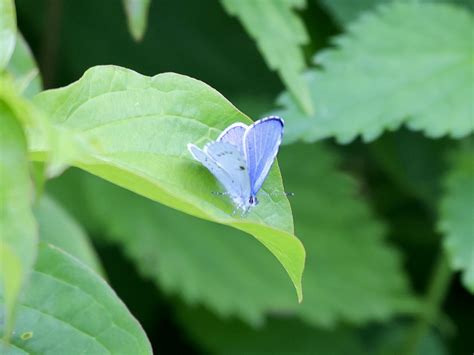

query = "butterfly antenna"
(270, 191), (295, 197)
(212, 191), (230, 196)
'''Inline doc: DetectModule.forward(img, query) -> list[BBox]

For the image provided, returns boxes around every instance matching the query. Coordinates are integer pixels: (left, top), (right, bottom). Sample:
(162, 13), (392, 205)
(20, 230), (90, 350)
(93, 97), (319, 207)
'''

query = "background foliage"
(0, 0), (473, 354)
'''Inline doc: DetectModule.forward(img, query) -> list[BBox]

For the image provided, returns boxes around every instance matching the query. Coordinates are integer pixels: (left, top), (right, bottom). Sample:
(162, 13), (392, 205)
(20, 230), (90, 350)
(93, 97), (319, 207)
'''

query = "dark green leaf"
(439, 144), (474, 293)
(221, 0), (313, 115)
(0, 243), (152, 354)
(178, 307), (366, 355)
(48, 142), (417, 327)
(276, 2), (474, 144)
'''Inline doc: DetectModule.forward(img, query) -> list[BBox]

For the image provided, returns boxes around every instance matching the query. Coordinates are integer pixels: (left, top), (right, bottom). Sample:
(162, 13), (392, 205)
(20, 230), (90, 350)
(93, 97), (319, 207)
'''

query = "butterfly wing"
(188, 142), (251, 206)
(244, 116), (284, 195)
(217, 122), (248, 153)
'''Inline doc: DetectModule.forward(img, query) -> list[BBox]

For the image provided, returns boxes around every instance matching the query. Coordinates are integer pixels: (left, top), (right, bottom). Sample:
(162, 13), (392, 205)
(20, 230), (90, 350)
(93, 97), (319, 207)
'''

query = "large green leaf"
(439, 145), (474, 293)
(48, 143), (416, 327)
(221, 0), (313, 115)
(0, 0), (16, 69)
(0, 243), (152, 354)
(123, 0), (151, 42)
(34, 195), (103, 275)
(276, 2), (474, 144)
(178, 307), (366, 355)
(6, 33), (42, 98)
(0, 83), (37, 338)
(33, 65), (305, 301)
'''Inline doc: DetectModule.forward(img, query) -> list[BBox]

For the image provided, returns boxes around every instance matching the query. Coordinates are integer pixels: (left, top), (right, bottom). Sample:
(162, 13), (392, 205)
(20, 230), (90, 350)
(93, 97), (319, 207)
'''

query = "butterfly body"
(188, 116), (284, 213)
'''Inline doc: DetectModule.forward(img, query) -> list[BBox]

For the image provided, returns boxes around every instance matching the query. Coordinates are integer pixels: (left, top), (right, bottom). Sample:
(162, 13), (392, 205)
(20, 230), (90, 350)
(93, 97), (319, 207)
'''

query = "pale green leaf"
(0, 243), (152, 354)
(123, 0), (151, 42)
(439, 145), (474, 293)
(33, 65), (305, 301)
(221, 0), (313, 115)
(34, 195), (104, 276)
(178, 307), (366, 355)
(6, 33), (42, 98)
(0, 85), (37, 338)
(48, 143), (416, 327)
(276, 2), (474, 144)
(0, 0), (16, 69)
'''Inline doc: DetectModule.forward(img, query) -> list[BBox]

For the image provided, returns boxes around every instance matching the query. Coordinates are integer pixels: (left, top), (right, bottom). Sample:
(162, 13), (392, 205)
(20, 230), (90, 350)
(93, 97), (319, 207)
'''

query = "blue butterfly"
(188, 116), (284, 213)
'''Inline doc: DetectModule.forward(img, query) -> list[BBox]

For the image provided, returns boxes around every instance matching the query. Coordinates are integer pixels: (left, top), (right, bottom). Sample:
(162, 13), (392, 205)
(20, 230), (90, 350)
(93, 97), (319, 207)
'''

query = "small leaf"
(33, 65), (305, 301)
(34, 195), (104, 276)
(276, 2), (474, 144)
(439, 144), (474, 293)
(6, 32), (42, 98)
(0, 0), (16, 69)
(0, 243), (152, 354)
(0, 84), (37, 338)
(123, 0), (151, 41)
(221, 0), (313, 115)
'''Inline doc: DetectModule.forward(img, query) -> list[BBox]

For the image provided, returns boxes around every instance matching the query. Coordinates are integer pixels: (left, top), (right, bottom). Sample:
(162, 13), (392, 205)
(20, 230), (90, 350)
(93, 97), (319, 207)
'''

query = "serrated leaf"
(221, 0), (313, 115)
(319, 0), (474, 25)
(0, 243), (152, 354)
(6, 33), (42, 98)
(280, 144), (418, 325)
(123, 0), (151, 42)
(0, 85), (37, 338)
(32, 65), (305, 301)
(439, 145), (474, 293)
(177, 307), (366, 355)
(48, 143), (416, 327)
(34, 195), (104, 275)
(0, 0), (16, 69)
(276, 2), (474, 144)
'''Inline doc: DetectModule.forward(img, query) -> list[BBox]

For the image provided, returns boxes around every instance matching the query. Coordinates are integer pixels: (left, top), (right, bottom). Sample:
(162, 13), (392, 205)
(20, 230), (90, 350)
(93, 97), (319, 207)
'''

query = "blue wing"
(217, 122), (248, 153)
(188, 142), (251, 207)
(244, 116), (284, 195)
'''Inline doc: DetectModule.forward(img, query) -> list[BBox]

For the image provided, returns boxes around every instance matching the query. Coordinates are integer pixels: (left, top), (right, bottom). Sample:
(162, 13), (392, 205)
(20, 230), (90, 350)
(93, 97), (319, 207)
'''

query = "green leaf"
(280, 144), (418, 325)
(47, 168), (293, 326)
(0, 0), (16, 70)
(276, 2), (474, 144)
(123, 0), (151, 42)
(34, 195), (104, 276)
(48, 143), (416, 327)
(0, 85), (37, 338)
(6, 33), (42, 98)
(0, 243), (152, 354)
(439, 144), (474, 293)
(319, 0), (390, 24)
(33, 65), (305, 301)
(221, 0), (313, 115)
(178, 306), (366, 355)
(319, 0), (474, 25)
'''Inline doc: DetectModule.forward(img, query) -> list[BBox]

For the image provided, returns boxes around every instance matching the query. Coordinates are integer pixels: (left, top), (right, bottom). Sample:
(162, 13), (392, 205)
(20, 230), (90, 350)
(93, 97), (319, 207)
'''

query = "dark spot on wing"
(239, 166), (245, 170)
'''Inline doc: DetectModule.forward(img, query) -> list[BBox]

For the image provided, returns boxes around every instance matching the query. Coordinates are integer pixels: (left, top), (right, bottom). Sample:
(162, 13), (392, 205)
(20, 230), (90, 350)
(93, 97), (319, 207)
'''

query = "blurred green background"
(12, 0), (473, 354)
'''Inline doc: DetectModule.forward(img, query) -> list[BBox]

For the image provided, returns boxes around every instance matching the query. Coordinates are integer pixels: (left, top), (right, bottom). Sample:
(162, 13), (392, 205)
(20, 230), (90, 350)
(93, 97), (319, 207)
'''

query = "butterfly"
(188, 116), (284, 214)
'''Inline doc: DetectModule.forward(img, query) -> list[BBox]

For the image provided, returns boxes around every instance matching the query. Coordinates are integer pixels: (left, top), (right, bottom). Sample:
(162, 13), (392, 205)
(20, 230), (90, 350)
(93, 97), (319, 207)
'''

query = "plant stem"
(403, 251), (453, 355)
(40, 0), (63, 88)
